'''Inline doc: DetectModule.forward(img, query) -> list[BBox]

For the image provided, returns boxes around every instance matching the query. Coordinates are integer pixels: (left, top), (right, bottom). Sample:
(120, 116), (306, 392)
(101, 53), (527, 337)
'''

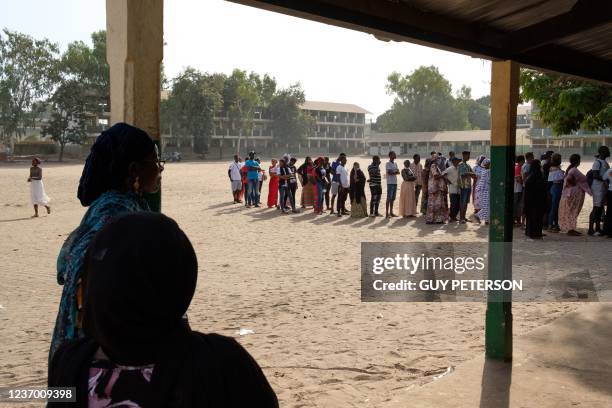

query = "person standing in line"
(513, 155), (525, 227)
(313, 157), (326, 215)
(256, 158), (265, 195)
(245, 152), (261, 208)
(425, 153), (449, 224)
(472, 155), (487, 219)
(475, 159), (491, 225)
(228, 155), (243, 204)
(323, 157), (332, 211)
(385, 151), (400, 218)
(547, 153), (564, 232)
(541, 151), (554, 230)
(410, 154), (423, 208)
(420, 157), (432, 215)
(329, 153), (346, 214)
(267, 159), (280, 209)
(350, 162), (368, 218)
(521, 152), (535, 225)
(28, 157), (51, 217)
(588, 146), (610, 236)
(336, 156), (350, 217)
(398, 159), (417, 218)
(437, 152), (447, 170)
(446, 151), (456, 168)
(457, 151), (476, 224)
(443, 157), (461, 222)
(367, 155), (383, 217)
(603, 166), (612, 238)
(288, 157), (299, 212)
(278, 159), (298, 214)
(297, 157), (314, 208)
(523, 159), (547, 239)
(559, 154), (591, 236)
(240, 159), (249, 206)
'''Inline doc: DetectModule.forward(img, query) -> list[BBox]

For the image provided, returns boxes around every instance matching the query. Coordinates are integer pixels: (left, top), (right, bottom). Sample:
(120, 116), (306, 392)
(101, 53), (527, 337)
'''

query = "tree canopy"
(520, 69), (612, 135)
(377, 65), (490, 132)
(268, 84), (314, 149)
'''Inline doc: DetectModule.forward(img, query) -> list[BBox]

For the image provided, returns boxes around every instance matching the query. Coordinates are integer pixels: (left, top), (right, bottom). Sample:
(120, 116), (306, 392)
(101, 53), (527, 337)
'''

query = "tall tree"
(223, 69), (261, 153)
(268, 83), (314, 149)
(456, 86), (490, 130)
(60, 30), (109, 113)
(0, 29), (60, 147)
(41, 80), (90, 161)
(521, 69), (612, 134)
(379, 66), (468, 132)
(162, 68), (222, 154)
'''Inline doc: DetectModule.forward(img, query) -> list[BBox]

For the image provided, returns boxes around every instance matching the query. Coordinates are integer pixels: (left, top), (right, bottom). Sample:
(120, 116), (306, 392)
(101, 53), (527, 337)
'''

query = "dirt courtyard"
(0, 158), (600, 407)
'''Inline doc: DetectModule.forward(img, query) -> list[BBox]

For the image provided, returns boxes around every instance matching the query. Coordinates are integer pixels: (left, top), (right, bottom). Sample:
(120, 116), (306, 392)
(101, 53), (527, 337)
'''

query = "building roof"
(301, 101), (371, 114)
(367, 129), (530, 143)
(230, 1), (612, 84)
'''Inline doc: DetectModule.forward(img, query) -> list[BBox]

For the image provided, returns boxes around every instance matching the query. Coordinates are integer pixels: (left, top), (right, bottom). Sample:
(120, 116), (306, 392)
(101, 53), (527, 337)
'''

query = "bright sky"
(2, 0), (492, 120)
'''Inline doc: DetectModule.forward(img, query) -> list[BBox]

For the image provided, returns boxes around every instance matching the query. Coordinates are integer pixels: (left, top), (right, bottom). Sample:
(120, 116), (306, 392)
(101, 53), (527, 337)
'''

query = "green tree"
(456, 86), (490, 130)
(223, 69), (262, 153)
(61, 30), (109, 113)
(520, 69), (612, 134)
(379, 66), (468, 132)
(41, 80), (91, 161)
(268, 83), (314, 149)
(162, 68), (222, 154)
(0, 29), (60, 148)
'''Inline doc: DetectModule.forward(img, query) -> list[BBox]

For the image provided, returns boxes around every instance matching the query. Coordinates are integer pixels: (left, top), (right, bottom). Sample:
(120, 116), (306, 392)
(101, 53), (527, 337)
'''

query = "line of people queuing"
(229, 146), (612, 239)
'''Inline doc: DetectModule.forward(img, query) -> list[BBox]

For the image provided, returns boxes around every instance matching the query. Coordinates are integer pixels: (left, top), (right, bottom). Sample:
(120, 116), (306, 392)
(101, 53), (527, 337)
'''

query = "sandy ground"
(0, 157), (603, 407)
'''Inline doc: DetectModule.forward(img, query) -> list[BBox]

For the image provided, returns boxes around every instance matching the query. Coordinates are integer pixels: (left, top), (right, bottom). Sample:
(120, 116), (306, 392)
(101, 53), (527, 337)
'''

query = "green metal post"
(486, 60), (519, 361)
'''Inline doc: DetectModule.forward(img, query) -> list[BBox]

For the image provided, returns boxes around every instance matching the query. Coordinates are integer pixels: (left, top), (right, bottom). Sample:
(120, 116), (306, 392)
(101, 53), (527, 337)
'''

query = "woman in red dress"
(267, 159), (279, 208)
(240, 164), (248, 205)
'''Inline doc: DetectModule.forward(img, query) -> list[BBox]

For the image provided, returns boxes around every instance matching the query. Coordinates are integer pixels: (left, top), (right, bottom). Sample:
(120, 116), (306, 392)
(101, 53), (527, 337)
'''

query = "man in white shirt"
(228, 155), (243, 203)
(442, 157), (461, 221)
(385, 151), (400, 218)
(336, 156), (350, 217)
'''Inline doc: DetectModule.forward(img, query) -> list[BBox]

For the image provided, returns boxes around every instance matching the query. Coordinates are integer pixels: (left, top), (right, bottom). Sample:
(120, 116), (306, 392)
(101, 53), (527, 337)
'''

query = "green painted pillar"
(486, 60), (519, 361)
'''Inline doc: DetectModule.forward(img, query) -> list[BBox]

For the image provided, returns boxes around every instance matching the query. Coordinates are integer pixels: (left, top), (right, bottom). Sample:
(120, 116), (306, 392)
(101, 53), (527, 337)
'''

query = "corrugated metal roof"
(301, 101), (371, 114)
(367, 129), (530, 143)
(229, 0), (612, 84)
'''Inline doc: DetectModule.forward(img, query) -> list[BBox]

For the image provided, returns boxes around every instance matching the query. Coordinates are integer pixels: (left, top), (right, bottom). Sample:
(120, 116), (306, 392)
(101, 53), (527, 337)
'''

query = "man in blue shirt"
(244, 151), (261, 207)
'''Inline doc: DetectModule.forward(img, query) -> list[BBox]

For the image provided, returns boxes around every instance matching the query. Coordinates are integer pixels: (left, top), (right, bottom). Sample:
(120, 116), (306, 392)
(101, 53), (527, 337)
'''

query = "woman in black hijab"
(48, 212), (278, 408)
(50, 123), (164, 360)
(523, 159), (547, 239)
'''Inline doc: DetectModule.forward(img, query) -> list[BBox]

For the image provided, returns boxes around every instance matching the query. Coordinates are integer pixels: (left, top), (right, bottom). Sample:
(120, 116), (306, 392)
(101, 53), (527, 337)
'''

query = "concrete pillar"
(486, 60), (519, 362)
(107, 0), (163, 210)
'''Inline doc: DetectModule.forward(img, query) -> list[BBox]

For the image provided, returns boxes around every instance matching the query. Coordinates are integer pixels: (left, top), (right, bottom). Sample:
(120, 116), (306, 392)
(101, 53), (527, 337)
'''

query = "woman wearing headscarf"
(49, 123), (163, 361)
(399, 159), (417, 217)
(313, 157), (326, 214)
(472, 155), (486, 216)
(349, 162), (368, 218)
(297, 157), (314, 208)
(27, 157), (51, 217)
(267, 159), (279, 209)
(558, 154), (592, 236)
(523, 159), (547, 239)
(425, 154), (449, 224)
(48, 212), (278, 407)
(474, 159), (491, 224)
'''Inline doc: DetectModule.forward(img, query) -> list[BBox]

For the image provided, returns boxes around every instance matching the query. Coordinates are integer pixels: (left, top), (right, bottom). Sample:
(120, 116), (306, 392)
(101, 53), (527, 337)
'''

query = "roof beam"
(505, 0), (612, 52)
(227, 0), (612, 84)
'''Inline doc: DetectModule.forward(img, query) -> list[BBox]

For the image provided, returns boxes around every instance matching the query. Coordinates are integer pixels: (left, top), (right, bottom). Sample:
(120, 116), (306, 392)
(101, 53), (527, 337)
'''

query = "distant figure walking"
(28, 157), (51, 217)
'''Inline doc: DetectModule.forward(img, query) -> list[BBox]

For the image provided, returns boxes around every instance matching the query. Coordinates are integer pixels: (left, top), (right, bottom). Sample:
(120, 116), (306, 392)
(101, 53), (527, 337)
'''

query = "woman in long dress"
(267, 159), (279, 208)
(350, 162), (368, 218)
(475, 159), (491, 224)
(523, 160), (547, 239)
(50, 123), (163, 361)
(425, 155), (449, 224)
(558, 154), (591, 236)
(399, 159), (417, 217)
(297, 157), (315, 208)
(28, 157), (51, 217)
(472, 155), (486, 215)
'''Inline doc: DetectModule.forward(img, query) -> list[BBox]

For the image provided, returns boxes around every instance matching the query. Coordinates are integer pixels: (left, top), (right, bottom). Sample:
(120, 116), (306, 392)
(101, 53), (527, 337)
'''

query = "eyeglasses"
(141, 159), (165, 172)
